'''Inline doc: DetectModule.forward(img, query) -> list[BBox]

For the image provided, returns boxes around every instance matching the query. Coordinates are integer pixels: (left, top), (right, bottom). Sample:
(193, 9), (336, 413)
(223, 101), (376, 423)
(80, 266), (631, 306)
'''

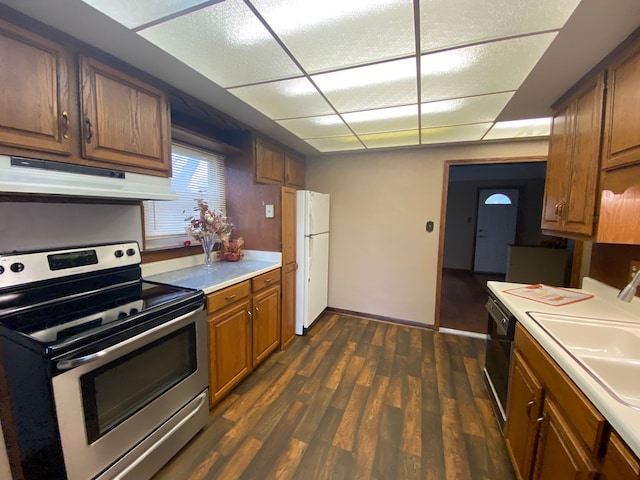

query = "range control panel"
(0, 242), (141, 289)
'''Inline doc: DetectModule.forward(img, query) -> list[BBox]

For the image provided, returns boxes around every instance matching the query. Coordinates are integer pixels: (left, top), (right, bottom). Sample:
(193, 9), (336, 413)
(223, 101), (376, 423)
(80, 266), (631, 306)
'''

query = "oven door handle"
(56, 306), (203, 371)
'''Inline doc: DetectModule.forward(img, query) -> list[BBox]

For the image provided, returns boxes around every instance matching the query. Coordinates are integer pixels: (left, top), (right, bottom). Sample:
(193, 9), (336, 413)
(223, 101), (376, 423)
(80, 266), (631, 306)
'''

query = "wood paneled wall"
(589, 243), (640, 290)
(225, 135), (281, 252)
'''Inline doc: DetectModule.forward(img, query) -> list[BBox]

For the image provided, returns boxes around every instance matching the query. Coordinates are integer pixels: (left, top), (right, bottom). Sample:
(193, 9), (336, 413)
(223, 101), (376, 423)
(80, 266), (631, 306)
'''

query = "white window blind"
(143, 143), (225, 250)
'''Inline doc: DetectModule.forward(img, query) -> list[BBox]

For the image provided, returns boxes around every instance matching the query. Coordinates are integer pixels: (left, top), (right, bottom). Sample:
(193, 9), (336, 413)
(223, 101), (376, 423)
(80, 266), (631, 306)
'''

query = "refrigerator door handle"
(308, 236), (313, 282)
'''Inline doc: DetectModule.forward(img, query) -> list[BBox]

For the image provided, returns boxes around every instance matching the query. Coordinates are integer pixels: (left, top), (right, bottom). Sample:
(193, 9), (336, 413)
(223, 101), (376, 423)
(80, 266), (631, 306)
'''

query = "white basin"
(528, 312), (640, 408)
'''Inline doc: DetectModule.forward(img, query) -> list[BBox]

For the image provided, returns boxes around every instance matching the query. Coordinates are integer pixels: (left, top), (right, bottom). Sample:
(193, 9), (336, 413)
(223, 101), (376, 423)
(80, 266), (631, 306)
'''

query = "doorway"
(474, 188), (519, 274)
(436, 159), (547, 335)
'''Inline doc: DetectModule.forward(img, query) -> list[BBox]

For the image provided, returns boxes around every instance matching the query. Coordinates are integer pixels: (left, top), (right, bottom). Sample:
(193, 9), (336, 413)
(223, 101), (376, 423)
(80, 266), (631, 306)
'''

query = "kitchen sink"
(528, 312), (640, 409)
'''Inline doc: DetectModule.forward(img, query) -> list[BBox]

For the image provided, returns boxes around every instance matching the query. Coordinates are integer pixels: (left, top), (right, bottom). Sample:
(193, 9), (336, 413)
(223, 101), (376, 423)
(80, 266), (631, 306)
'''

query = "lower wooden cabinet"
(505, 323), (640, 479)
(532, 398), (597, 480)
(252, 284), (280, 365)
(208, 299), (252, 405)
(206, 269), (282, 407)
(505, 351), (544, 480)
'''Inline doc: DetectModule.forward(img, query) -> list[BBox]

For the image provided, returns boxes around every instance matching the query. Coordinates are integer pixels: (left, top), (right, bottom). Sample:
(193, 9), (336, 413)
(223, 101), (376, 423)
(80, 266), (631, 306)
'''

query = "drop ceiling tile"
(82, 0), (211, 29)
(251, 0), (415, 73)
(421, 123), (492, 144)
(421, 92), (513, 128)
(313, 58), (417, 112)
(484, 117), (551, 140)
(138, 0), (301, 88)
(277, 115), (351, 138)
(305, 136), (365, 152)
(229, 78), (334, 119)
(359, 130), (420, 149)
(420, 33), (556, 102)
(420, 0), (581, 52)
(343, 104), (418, 135)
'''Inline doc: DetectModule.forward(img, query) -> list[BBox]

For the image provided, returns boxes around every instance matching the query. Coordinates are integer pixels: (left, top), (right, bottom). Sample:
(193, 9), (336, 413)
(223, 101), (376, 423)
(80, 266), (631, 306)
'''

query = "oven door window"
(80, 325), (197, 444)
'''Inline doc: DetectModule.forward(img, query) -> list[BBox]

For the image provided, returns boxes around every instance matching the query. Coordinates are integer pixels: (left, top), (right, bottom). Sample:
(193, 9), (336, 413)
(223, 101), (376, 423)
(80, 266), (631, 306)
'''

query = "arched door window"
(484, 193), (512, 205)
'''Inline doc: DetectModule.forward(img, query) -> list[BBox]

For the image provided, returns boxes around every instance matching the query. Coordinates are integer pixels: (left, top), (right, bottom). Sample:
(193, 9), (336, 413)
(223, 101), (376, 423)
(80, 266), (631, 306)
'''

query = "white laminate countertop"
(488, 277), (640, 457)
(145, 253), (281, 295)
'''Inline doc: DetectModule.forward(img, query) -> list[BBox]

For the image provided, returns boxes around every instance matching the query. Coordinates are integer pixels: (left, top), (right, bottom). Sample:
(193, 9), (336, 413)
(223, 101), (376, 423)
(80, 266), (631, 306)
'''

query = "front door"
(473, 189), (519, 274)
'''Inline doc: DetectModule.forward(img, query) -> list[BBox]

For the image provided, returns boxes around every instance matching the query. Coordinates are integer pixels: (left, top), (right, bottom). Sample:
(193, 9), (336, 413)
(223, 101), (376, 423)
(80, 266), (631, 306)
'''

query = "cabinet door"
(532, 399), (597, 480)
(563, 75), (604, 236)
(505, 351), (545, 480)
(602, 39), (640, 170)
(285, 151), (305, 188)
(281, 186), (297, 348)
(541, 105), (573, 232)
(0, 19), (71, 155)
(208, 300), (252, 406)
(79, 56), (170, 175)
(255, 137), (284, 184)
(253, 285), (281, 365)
(601, 432), (640, 480)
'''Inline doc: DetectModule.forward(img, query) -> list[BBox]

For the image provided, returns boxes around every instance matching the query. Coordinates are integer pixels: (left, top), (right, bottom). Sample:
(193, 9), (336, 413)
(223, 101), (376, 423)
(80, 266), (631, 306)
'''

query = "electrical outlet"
(629, 259), (640, 282)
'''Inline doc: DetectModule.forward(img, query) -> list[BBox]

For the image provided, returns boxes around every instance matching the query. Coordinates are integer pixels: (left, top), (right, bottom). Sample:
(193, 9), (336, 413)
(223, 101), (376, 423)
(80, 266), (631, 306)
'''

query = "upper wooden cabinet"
(0, 19), (71, 155)
(541, 72), (605, 238)
(79, 56), (171, 175)
(285, 151), (305, 188)
(602, 36), (640, 170)
(255, 137), (305, 188)
(255, 137), (285, 185)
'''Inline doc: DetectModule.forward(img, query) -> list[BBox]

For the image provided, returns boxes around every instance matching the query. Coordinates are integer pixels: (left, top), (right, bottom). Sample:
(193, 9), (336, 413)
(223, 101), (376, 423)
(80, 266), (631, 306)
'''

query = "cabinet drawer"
(515, 324), (607, 454)
(252, 269), (281, 292)
(602, 432), (640, 479)
(207, 281), (250, 313)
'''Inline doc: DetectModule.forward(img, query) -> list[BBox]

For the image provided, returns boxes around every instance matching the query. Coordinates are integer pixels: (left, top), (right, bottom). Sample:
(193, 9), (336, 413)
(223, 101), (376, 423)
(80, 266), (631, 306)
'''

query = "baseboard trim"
(439, 327), (489, 340)
(325, 307), (434, 330)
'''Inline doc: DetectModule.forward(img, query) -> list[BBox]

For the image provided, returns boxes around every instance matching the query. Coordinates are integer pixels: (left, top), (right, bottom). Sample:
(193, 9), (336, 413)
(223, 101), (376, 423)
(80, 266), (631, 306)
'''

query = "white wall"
(306, 140), (549, 326)
(0, 202), (143, 252)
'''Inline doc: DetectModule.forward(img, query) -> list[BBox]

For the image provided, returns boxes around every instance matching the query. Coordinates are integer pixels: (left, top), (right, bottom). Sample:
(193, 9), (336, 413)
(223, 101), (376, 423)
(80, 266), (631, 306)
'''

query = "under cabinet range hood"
(0, 155), (178, 201)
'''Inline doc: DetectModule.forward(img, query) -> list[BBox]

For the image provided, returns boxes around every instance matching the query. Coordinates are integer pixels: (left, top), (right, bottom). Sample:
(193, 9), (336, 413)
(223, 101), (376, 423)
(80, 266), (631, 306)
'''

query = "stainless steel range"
(0, 242), (209, 480)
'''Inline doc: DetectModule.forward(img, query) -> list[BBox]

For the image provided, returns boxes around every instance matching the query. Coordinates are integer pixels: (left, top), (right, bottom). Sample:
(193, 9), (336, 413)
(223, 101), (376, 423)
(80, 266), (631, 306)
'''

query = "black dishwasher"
(483, 292), (517, 431)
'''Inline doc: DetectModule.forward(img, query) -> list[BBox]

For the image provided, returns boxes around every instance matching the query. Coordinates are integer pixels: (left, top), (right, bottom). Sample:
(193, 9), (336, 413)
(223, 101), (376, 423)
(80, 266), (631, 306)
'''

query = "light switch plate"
(265, 204), (274, 218)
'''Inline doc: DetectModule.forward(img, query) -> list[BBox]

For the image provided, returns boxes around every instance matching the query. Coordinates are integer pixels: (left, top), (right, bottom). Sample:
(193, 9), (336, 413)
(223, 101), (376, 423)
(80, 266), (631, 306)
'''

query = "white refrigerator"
(295, 190), (330, 335)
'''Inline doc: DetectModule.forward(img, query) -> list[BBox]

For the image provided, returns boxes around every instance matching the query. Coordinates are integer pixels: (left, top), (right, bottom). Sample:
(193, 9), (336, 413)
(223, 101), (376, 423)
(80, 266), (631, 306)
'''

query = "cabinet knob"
(225, 294), (236, 301)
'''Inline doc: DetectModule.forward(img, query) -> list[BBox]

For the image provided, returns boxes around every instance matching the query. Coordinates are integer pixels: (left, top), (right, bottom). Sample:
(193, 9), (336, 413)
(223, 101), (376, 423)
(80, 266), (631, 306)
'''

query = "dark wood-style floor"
(439, 270), (504, 334)
(153, 313), (515, 480)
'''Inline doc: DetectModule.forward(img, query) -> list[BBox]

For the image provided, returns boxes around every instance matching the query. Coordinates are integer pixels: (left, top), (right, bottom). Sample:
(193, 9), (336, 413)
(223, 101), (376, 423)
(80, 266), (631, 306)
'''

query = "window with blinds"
(143, 143), (225, 250)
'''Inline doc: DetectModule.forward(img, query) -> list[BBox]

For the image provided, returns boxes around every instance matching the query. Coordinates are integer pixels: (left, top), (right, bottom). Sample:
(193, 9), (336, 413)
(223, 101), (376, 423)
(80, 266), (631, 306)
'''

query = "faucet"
(617, 269), (640, 302)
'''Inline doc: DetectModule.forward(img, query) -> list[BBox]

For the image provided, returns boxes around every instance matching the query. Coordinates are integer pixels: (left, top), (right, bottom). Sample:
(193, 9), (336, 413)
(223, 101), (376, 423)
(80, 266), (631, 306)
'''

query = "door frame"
(434, 156), (547, 330)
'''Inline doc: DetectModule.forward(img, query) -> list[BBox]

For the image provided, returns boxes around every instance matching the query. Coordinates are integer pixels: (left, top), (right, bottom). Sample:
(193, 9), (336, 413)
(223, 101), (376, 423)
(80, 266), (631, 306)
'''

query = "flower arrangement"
(184, 198), (233, 241)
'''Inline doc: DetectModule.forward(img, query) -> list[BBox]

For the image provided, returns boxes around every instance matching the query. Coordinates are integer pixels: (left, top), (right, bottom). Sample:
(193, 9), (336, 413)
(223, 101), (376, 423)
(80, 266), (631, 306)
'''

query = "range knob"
(0, 266), (4, 275)
(114, 250), (124, 258)
(10, 263), (24, 273)
(126, 248), (136, 257)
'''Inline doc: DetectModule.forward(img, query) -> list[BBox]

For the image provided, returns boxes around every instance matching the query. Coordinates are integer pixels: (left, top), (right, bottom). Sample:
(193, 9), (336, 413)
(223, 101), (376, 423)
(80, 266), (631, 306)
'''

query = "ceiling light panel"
(421, 123), (493, 144)
(313, 58), (417, 112)
(277, 115), (352, 138)
(420, 33), (556, 102)
(138, 0), (301, 88)
(343, 104), (418, 135)
(484, 117), (551, 140)
(421, 92), (513, 128)
(229, 78), (334, 119)
(250, 0), (415, 73)
(359, 129), (420, 149)
(81, 0), (211, 29)
(305, 136), (365, 153)
(420, 0), (581, 53)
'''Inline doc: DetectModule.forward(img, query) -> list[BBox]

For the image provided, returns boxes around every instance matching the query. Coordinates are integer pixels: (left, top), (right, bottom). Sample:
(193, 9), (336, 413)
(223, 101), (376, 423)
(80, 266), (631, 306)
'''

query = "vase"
(199, 234), (219, 267)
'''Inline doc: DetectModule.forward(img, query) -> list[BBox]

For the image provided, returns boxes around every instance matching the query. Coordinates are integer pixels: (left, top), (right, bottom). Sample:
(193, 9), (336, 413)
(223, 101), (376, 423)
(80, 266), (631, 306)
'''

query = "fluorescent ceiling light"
(305, 136), (365, 153)
(81, 0), (212, 29)
(277, 115), (351, 139)
(343, 105), (418, 135)
(421, 123), (493, 144)
(359, 129), (420, 148)
(420, 0), (582, 53)
(421, 92), (514, 128)
(484, 117), (552, 139)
